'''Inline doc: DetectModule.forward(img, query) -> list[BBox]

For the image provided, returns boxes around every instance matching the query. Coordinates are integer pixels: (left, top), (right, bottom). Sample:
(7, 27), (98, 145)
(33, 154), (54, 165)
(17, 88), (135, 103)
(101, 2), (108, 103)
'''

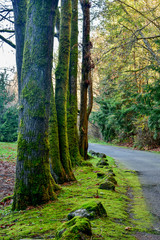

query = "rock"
(89, 150), (96, 156)
(68, 201), (107, 220)
(98, 153), (106, 158)
(68, 209), (91, 220)
(81, 161), (93, 167)
(99, 181), (115, 191)
(56, 216), (92, 240)
(96, 159), (109, 167)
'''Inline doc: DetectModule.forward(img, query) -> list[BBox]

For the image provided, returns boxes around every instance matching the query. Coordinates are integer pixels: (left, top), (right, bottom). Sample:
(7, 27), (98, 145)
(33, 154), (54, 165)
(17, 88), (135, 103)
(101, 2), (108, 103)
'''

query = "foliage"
(91, 0), (160, 148)
(0, 70), (18, 142)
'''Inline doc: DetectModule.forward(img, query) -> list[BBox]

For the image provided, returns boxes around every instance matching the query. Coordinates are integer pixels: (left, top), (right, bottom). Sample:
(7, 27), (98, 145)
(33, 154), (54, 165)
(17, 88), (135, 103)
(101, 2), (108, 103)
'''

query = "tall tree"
(55, 0), (76, 181)
(67, 0), (82, 166)
(12, 0), (27, 99)
(79, 0), (93, 159)
(12, 0), (60, 210)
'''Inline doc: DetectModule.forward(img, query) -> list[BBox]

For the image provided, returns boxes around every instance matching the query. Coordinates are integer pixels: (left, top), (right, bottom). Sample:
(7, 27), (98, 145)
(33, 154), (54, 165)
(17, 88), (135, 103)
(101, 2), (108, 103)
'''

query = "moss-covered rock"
(99, 181), (115, 191)
(97, 172), (106, 178)
(96, 158), (109, 167)
(107, 175), (117, 185)
(81, 161), (93, 167)
(68, 201), (107, 220)
(89, 150), (107, 159)
(56, 216), (92, 240)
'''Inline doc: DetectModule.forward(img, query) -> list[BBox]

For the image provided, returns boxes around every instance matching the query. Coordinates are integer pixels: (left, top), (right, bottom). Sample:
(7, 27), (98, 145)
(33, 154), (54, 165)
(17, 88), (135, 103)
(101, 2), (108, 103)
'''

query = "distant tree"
(0, 70), (18, 142)
(67, 0), (82, 166)
(79, 0), (93, 159)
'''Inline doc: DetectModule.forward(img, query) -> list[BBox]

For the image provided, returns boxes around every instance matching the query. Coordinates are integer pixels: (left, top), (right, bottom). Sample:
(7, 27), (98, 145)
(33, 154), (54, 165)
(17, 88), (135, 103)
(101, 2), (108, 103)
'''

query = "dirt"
(0, 160), (16, 206)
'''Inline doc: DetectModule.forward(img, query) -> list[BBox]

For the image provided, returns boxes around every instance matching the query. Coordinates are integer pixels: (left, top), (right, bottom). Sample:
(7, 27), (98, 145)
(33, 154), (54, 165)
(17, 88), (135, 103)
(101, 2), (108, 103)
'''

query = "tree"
(0, 70), (18, 142)
(12, 0), (60, 210)
(0, 0), (15, 49)
(90, 0), (160, 147)
(79, 0), (93, 159)
(67, 0), (82, 166)
(55, 0), (76, 181)
(12, 0), (27, 99)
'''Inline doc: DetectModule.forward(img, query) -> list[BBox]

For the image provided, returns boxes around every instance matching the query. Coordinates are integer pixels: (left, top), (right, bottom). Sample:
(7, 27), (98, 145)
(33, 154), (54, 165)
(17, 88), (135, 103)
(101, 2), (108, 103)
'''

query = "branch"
(0, 29), (15, 33)
(116, 0), (160, 31)
(0, 34), (16, 49)
(137, 35), (160, 40)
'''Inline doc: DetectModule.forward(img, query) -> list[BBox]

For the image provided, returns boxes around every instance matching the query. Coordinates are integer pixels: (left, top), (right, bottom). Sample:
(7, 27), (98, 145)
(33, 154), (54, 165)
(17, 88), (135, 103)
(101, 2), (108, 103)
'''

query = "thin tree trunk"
(12, 0), (60, 210)
(55, 0), (76, 181)
(68, 0), (82, 166)
(79, 0), (92, 159)
(12, 0), (27, 100)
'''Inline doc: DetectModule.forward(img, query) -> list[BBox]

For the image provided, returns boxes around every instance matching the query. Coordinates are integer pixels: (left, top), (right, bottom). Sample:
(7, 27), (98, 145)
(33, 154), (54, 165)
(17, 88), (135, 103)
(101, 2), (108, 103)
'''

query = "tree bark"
(55, 0), (76, 181)
(68, 0), (82, 166)
(12, 0), (60, 210)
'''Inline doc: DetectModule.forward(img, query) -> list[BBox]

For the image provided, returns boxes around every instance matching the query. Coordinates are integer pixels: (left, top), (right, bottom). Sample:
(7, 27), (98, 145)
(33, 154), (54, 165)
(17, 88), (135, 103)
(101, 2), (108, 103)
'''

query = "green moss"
(0, 146), (154, 239)
(22, 79), (45, 118)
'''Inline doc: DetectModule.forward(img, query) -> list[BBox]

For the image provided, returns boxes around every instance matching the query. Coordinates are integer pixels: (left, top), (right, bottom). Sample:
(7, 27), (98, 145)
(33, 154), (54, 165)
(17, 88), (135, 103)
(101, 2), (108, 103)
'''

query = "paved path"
(89, 143), (160, 230)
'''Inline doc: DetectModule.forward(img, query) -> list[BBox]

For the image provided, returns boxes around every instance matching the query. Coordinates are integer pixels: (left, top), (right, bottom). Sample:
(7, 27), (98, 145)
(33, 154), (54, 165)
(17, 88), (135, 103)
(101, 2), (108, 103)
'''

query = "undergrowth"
(0, 145), (154, 239)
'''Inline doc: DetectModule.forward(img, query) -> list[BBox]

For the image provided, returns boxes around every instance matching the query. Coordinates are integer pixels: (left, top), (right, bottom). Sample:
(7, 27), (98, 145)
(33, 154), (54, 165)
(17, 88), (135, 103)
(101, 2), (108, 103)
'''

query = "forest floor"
(0, 142), (159, 239)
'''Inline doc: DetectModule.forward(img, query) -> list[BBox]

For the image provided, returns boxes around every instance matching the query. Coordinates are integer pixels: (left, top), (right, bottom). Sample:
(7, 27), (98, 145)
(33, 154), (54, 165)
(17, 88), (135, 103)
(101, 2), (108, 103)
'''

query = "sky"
(0, 42), (16, 71)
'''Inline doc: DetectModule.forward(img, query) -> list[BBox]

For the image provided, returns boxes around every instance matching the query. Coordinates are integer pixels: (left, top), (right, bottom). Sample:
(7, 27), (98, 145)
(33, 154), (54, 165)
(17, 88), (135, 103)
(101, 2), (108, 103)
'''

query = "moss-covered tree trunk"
(49, 84), (67, 184)
(55, 0), (76, 181)
(67, 0), (82, 166)
(12, 0), (59, 210)
(79, 0), (93, 159)
(12, 0), (27, 100)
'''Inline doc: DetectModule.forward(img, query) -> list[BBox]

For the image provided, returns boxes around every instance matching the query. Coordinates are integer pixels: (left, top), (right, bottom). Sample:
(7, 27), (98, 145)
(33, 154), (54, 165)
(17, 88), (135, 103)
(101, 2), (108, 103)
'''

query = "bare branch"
(0, 34), (16, 49)
(0, 29), (15, 33)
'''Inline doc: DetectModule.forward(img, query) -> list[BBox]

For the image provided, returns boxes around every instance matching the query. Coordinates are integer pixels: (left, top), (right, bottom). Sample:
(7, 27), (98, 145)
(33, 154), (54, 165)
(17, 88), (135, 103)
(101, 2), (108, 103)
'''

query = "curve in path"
(89, 143), (160, 230)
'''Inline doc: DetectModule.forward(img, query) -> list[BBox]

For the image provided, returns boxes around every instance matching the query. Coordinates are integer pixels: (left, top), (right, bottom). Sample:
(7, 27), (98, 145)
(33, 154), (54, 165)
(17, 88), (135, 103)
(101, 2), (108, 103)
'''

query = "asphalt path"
(89, 143), (160, 230)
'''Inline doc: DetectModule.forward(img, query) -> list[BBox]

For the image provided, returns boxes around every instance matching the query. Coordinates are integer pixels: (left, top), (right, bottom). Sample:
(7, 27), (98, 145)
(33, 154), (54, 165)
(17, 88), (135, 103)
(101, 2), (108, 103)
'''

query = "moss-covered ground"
(0, 142), (155, 239)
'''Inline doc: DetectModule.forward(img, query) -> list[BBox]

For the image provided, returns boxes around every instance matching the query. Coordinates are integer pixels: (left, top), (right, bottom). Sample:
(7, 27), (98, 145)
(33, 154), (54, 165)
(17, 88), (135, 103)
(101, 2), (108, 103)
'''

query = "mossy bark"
(12, 0), (59, 210)
(12, 0), (27, 100)
(79, 0), (93, 160)
(68, 0), (82, 166)
(55, 0), (76, 181)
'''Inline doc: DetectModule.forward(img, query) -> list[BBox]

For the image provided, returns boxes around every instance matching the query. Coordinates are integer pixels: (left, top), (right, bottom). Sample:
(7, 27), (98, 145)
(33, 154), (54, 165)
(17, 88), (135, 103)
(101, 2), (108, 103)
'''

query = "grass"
(0, 142), (155, 239)
(0, 142), (17, 162)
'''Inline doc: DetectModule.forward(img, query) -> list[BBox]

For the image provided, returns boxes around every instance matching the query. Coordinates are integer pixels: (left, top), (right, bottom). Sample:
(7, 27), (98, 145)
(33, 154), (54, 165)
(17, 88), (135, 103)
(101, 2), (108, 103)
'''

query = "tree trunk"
(12, 0), (27, 100)
(55, 0), (76, 181)
(49, 84), (67, 184)
(68, 0), (82, 166)
(12, 0), (60, 210)
(79, 0), (93, 159)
